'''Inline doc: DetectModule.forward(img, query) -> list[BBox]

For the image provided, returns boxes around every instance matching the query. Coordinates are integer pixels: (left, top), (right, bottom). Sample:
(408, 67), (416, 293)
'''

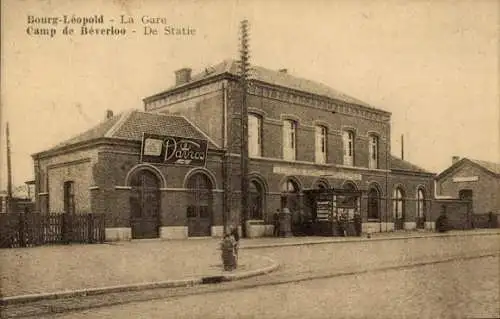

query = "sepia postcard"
(0, 1), (499, 318)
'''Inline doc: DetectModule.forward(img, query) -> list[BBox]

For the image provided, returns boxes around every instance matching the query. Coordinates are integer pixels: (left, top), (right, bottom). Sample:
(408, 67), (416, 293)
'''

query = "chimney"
(175, 68), (192, 85)
(278, 68), (288, 74)
(452, 156), (460, 165)
(106, 110), (114, 119)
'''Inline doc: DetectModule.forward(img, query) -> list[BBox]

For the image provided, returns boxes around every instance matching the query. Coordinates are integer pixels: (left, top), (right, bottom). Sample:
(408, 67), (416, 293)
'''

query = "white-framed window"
(416, 188), (425, 218)
(342, 130), (354, 166)
(315, 125), (327, 164)
(248, 114), (262, 157)
(392, 187), (404, 219)
(369, 135), (379, 169)
(283, 120), (296, 161)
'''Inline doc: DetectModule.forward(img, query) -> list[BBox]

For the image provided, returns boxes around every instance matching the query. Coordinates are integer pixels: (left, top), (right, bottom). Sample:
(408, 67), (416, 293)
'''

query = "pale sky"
(1, 0), (499, 190)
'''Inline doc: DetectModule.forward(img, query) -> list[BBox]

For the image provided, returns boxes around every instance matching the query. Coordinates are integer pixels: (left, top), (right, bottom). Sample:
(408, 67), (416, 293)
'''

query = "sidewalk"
(1, 228), (498, 304)
(0, 239), (277, 302)
(240, 228), (500, 249)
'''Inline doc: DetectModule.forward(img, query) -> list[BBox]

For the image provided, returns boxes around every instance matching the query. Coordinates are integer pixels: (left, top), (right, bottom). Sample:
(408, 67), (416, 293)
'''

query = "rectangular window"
(283, 120), (296, 161)
(315, 126), (327, 164)
(369, 135), (379, 169)
(343, 131), (354, 166)
(63, 181), (75, 214)
(248, 114), (262, 157)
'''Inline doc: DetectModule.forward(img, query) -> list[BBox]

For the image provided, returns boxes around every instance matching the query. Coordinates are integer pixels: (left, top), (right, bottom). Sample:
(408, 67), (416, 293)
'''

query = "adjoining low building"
(32, 111), (225, 241)
(435, 156), (500, 227)
(32, 60), (438, 240)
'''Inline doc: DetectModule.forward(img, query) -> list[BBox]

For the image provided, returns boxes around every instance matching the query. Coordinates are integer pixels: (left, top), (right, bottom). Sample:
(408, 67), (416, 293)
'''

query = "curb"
(0, 255), (279, 306)
(240, 230), (500, 250)
(221, 256), (279, 282)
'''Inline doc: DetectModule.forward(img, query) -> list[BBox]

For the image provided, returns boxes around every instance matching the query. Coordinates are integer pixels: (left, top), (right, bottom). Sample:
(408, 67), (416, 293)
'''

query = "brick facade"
(33, 60), (438, 240)
(144, 61), (436, 236)
(436, 158), (500, 216)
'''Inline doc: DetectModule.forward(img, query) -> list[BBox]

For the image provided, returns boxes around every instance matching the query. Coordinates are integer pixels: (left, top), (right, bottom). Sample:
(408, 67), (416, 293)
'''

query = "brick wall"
(151, 85), (225, 148)
(228, 81), (391, 170)
(92, 143), (225, 229)
(432, 199), (472, 230)
(389, 171), (435, 222)
(37, 148), (99, 214)
(437, 162), (500, 215)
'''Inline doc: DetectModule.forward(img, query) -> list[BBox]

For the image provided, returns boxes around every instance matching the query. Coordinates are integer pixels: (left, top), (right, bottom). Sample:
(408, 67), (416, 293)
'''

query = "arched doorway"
(393, 187), (405, 230)
(129, 169), (161, 239)
(281, 178), (301, 233)
(249, 180), (264, 220)
(187, 173), (213, 237)
(281, 178), (300, 214)
(341, 181), (361, 215)
(367, 187), (380, 220)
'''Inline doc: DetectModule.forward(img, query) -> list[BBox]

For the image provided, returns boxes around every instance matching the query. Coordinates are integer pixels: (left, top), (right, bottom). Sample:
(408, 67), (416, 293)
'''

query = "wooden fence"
(0, 212), (105, 248)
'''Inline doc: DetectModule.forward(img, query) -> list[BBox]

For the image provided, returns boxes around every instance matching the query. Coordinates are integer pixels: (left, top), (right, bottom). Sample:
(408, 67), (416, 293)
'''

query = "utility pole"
(6, 122), (13, 213)
(385, 120), (390, 232)
(222, 80), (231, 235)
(239, 19), (250, 238)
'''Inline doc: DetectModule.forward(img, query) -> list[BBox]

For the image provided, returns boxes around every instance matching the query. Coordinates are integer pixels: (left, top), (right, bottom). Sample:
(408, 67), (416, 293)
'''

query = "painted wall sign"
(452, 176), (479, 183)
(140, 133), (208, 167)
(273, 165), (362, 181)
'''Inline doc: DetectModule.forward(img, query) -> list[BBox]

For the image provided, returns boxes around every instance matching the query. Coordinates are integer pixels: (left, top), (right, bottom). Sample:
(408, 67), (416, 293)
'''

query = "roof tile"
(39, 110), (218, 154)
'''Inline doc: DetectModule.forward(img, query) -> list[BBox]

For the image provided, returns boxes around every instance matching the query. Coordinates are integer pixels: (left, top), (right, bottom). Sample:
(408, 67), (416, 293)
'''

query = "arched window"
(248, 114), (262, 157)
(249, 180), (264, 220)
(393, 187), (405, 219)
(343, 130), (355, 166)
(315, 125), (327, 164)
(416, 188), (425, 218)
(368, 135), (379, 169)
(368, 187), (380, 219)
(283, 120), (297, 161)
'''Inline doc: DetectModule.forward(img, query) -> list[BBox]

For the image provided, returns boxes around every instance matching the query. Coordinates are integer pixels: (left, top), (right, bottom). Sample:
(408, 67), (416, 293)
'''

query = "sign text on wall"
(140, 133), (208, 167)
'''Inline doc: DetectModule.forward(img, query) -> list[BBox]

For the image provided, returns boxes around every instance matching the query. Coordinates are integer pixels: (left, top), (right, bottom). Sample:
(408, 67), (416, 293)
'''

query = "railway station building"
(32, 60), (436, 240)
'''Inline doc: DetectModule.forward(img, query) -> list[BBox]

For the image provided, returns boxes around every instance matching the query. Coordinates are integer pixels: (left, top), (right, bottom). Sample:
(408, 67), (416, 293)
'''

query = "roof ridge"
(467, 158), (500, 175)
(469, 157), (500, 165)
(105, 109), (136, 138)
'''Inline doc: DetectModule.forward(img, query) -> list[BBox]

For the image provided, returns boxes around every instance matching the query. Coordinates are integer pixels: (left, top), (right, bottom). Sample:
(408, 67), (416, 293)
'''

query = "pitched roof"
(37, 110), (219, 155)
(390, 155), (433, 174)
(153, 60), (389, 113)
(52, 114), (122, 149)
(437, 157), (500, 179)
(468, 158), (500, 175)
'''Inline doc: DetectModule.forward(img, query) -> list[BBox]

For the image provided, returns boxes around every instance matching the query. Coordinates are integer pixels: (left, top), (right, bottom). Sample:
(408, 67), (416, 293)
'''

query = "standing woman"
(230, 226), (240, 263)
